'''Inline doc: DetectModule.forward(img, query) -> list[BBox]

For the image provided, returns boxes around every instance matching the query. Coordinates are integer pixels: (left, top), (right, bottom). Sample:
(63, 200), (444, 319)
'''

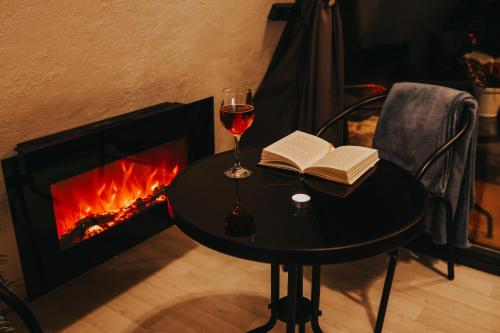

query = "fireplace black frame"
(2, 97), (214, 299)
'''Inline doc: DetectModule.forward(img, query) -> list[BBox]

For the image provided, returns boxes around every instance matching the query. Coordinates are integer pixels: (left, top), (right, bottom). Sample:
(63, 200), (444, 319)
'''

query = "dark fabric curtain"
(242, 0), (344, 147)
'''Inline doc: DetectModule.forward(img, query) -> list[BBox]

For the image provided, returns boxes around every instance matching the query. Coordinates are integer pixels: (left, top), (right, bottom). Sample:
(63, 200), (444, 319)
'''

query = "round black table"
(168, 147), (428, 333)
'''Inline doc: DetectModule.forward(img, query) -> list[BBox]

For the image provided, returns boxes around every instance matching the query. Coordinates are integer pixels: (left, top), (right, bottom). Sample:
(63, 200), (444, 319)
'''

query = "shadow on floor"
(28, 227), (197, 333)
(303, 249), (447, 329)
(129, 293), (270, 333)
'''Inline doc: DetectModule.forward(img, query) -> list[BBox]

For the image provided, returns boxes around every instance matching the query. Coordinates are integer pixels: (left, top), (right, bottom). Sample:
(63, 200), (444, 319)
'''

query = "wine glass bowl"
(220, 103), (254, 136)
(220, 87), (254, 179)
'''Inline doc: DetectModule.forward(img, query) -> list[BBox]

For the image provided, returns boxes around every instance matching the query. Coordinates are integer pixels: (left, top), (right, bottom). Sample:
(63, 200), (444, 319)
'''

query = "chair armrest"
(0, 282), (43, 333)
(415, 107), (473, 180)
(316, 94), (387, 138)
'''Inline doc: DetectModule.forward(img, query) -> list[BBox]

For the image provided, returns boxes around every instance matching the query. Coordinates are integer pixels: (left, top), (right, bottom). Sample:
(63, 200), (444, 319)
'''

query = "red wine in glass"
(220, 87), (254, 179)
(219, 104), (255, 136)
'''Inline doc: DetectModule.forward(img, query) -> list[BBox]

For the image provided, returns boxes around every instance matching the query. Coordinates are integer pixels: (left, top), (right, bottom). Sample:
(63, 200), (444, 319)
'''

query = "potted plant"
(464, 51), (500, 118)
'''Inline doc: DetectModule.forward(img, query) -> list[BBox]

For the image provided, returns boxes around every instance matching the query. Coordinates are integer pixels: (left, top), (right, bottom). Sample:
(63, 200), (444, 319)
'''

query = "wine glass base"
(224, 167), (252, 179)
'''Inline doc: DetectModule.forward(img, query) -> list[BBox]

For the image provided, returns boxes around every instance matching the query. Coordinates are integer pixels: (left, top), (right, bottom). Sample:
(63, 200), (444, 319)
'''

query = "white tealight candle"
(291, 193), (311, 208)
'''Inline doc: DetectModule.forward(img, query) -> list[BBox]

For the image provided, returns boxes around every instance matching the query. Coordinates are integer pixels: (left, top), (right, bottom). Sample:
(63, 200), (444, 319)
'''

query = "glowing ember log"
(51, 141), (187, 250)
(59, 185), (170, 249)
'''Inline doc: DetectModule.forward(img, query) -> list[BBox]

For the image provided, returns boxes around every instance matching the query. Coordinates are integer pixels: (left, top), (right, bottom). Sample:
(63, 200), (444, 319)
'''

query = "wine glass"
(219, 87), (255, 179)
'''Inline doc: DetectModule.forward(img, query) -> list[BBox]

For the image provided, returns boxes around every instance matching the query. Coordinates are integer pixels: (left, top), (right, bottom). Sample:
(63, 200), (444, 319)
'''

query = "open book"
(259, 131), (379, 185)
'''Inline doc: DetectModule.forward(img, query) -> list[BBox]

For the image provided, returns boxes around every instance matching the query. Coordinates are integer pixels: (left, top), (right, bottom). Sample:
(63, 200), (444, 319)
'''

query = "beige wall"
(0, 1), (286, 281)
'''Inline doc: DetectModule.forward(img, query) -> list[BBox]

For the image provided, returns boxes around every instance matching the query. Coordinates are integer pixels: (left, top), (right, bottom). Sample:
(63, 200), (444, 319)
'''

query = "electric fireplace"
(2, 97), (214, 299)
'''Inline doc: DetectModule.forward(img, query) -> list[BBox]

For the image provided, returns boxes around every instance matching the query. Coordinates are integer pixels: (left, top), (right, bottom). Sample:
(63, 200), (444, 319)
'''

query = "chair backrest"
(372, 82), (478, 249)
(316, 82), (478, 249)
(372, 82), (477, 187)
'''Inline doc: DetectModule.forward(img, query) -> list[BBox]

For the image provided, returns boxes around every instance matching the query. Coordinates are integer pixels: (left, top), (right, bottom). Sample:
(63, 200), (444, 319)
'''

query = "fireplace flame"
(51, 142), (186, 249)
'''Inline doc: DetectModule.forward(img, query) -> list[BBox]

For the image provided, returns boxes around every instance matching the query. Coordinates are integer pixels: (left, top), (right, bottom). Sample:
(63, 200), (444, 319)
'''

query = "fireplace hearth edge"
(2, 97), (214, 300)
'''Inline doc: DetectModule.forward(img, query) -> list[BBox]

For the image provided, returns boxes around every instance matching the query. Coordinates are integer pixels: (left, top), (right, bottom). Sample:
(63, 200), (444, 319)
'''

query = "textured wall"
(0, 1), (286, 281)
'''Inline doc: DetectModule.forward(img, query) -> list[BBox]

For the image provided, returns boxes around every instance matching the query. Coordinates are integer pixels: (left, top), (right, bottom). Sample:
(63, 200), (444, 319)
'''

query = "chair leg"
(374, 250), (399, 333)
(442, 197), (455, 281)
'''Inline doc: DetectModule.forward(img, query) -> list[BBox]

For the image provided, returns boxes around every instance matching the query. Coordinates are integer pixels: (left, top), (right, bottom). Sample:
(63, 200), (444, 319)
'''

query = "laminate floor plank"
(14, 227), (498, 333)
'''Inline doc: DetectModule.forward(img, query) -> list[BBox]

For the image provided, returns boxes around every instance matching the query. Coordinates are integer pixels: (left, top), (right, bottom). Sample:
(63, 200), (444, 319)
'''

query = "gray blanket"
(372, 82), (478, 248)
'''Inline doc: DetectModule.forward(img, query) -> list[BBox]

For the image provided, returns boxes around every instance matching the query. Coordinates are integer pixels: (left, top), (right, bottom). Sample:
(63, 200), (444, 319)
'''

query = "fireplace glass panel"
(51, 139), (188, 250)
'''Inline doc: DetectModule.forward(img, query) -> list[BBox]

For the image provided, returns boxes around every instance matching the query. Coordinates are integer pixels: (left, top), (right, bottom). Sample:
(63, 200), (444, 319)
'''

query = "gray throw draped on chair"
(372, 82), (478, 248)
(242, 0), (345, 147)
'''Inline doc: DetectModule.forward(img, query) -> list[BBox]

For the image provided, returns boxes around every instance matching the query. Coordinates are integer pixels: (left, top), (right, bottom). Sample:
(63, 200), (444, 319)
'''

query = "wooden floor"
(12, 227), (500, 332)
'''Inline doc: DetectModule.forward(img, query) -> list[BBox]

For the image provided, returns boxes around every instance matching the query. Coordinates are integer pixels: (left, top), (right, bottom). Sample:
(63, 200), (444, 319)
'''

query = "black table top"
(168, 147), (428, 265)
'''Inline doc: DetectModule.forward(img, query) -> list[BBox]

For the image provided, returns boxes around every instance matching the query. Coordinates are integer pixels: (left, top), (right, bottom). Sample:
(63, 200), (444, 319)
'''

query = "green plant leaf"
(0, 315), (14, 332)
(0, 326), (15, 333)
(2, 280), (15, 289)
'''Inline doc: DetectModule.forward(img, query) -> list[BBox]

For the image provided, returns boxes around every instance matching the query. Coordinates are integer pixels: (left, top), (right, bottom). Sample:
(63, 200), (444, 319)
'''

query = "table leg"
(311, 265), (323, 333)
(297, 266), (305, 333)
(374, 250), (399, 333)
(286, 264), (298, 333)
(247, 264), (279, 333)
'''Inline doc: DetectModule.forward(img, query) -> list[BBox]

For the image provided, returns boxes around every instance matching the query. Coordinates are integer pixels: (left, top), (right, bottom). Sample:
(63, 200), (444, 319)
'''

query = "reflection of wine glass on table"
(220, 87), (254, 179)
(224, 180), (255, 239)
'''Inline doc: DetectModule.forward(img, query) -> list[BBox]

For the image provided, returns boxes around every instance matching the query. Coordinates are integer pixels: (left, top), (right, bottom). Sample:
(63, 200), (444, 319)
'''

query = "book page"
(262, 131), (332, 171)
(308, 146), (377, 172)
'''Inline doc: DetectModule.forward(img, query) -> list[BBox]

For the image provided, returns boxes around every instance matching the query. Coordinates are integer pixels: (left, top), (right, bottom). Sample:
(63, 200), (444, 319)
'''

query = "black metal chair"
(315, 92), (474, 332)
(317, 93), (475, 280)
(0, 282), (43, 333)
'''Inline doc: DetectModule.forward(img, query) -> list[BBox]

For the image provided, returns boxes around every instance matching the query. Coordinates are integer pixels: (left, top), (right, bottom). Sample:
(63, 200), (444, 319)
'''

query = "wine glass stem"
(233, 135), (241, 171)
(235, 180), (240, 206)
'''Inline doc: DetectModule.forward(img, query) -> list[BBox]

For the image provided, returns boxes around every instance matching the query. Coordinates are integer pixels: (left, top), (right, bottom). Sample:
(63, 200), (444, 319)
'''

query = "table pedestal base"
(248, 250), (399, 333)
(247, 264), (323, 333)
(277, 296), (313, 325)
